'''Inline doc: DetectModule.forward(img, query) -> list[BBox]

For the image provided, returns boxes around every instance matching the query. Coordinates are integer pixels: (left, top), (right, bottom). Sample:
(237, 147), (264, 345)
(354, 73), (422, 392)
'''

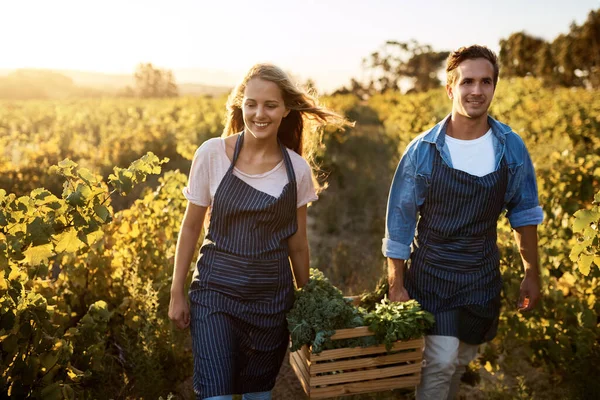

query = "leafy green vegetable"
(287, 269), (364, 354)
(287, 269), (434, 354)
(363, 298), (435, 351)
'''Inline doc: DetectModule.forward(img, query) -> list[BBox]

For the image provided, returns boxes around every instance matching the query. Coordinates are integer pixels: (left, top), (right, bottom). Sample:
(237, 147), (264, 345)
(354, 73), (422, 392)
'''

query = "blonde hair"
(223, 63), (352, 166)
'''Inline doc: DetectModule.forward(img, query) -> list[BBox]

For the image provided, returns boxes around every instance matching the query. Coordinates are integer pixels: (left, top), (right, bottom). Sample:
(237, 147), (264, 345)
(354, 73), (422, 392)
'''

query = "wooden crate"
(289, 326), (424, 399)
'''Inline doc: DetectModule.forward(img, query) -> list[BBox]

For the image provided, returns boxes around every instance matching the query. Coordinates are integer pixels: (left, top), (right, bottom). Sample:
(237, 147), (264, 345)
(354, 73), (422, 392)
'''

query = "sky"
(1, 0), (599, 92)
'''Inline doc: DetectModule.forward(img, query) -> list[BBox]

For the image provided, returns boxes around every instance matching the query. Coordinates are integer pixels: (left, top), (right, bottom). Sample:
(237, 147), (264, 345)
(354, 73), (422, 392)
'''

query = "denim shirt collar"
(423, 114), (512, 169)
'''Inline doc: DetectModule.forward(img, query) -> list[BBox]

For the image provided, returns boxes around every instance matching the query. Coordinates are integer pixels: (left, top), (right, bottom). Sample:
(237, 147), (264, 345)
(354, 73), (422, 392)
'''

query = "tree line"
(336, 8), (599, 97)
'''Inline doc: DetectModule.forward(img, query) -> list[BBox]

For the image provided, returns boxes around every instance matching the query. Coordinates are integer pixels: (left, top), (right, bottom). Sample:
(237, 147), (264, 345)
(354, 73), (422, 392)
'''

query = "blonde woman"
(169, 64), (349, 400)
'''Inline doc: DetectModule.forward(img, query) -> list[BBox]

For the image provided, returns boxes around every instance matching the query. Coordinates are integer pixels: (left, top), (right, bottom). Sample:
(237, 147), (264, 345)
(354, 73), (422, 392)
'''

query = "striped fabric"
(406, 149), (508, 345)
(189, 133), (297, 399)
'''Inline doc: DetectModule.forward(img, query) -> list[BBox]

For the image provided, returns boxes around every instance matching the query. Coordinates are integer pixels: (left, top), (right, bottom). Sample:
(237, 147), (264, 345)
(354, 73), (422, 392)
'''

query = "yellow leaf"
(78, 168), (98, 185)
(22, 244), (55, 266)
(578, 254), (594, 276)
(0, 273), (7, 290)
(594, 255), (600, 268)
(86, 230), (104, 246)
(55, 229), (85, 253)
(573, 210), (600, 233)
(484, 361), (494, 374)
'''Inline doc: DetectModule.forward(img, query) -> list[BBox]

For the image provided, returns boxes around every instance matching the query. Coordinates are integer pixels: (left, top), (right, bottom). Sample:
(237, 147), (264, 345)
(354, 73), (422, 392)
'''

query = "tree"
(556, 9), (600, 89)
(499, 8), (600, 89)
(361, 40), (449, 94)
(499, 32), (549, 78)
(134, 63), (178, 98)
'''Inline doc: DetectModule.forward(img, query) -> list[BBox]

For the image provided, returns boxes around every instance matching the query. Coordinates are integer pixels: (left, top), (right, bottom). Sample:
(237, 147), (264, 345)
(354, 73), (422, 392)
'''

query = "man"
(382, 45), (543, 400)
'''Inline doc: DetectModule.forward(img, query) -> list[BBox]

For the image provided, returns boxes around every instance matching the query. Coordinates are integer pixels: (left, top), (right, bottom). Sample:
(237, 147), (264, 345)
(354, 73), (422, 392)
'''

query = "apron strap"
(228, 131), (297, 186)
(279, 140), (296, 185)
(227, 132), (245, 173)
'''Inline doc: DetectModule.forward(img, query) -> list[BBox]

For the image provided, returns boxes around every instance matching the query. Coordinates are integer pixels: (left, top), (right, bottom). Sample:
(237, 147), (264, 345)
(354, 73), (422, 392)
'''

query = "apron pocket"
(208, 251), (280, 302)
(424, 235), (485, 271)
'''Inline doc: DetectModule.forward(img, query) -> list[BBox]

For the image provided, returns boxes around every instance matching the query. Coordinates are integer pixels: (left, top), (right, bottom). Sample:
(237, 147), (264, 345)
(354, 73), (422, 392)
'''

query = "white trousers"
(416, 335), (479, 400)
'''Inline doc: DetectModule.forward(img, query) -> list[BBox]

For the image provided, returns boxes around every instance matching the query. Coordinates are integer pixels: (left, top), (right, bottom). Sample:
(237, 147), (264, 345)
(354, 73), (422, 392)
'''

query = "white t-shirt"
(183, 137), (318, 208)
(445, 129), (496, 177)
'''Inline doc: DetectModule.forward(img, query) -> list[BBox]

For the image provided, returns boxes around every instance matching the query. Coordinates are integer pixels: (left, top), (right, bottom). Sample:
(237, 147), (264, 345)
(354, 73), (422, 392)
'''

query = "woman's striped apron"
(406, 147), (508, 345)
(189, 132), (297, 398)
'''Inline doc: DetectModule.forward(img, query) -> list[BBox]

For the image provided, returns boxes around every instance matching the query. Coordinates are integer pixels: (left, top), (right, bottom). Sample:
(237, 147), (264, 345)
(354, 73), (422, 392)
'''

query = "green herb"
(287, 269), (435, 354)
(363, 297), (435, 351)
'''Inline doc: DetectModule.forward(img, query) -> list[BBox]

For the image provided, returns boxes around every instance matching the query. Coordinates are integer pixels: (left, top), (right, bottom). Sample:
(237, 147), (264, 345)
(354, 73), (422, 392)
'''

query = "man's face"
(446, 58), (495, 120)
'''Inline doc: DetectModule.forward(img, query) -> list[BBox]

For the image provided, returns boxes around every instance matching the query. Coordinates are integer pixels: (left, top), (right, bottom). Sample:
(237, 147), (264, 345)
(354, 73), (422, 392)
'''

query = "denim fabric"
(383, 114), (544, 260)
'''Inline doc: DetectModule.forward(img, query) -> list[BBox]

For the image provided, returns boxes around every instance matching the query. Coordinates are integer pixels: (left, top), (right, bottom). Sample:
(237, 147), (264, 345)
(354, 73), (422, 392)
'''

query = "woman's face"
(242, 78), (290, 142)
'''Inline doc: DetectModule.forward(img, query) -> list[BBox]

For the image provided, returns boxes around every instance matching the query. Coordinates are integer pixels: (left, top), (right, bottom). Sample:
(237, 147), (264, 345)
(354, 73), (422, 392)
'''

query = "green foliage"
(570, 190), (600, 275)
(0, 96), (225, 204)
(363, 299), (435, 351)
(499, 8), (600, 88)
(287, 268), (364, 354)
(0, 153), (167, 398)
(287, 269), (433, 354)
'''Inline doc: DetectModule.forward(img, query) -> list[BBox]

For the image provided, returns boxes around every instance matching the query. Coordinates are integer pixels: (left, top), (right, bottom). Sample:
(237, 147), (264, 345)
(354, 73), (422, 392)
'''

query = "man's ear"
(446, 84), (454, 100)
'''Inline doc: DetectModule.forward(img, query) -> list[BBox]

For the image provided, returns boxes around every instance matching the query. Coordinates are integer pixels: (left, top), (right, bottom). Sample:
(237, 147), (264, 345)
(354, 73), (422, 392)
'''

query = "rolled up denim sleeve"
(506, 147), (544, 228)
(382, 153), (418, 260)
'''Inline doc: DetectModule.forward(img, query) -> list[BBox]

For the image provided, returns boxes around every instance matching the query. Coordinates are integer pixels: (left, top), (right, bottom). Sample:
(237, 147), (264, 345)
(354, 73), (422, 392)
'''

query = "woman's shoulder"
(193, 136), (226, 159)
(285, 148), (313, 177)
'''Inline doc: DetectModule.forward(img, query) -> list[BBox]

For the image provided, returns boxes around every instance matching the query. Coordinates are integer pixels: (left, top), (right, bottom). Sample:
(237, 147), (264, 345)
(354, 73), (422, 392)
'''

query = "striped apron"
(405, 148), (508, 345)
(189, 133), (297, 398)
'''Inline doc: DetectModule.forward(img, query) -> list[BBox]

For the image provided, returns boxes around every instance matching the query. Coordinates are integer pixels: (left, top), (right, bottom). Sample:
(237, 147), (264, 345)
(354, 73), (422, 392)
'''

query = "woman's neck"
(240, 132), (281, 162)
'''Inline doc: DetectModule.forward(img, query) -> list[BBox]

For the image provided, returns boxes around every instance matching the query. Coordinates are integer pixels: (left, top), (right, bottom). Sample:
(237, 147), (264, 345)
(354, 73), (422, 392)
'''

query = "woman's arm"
(288, 205), (310, 288)
(169, 202), (207, 329)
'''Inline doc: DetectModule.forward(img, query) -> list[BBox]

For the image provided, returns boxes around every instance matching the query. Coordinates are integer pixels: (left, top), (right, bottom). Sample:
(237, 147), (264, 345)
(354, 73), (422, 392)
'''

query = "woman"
(168, 63), (349, 400)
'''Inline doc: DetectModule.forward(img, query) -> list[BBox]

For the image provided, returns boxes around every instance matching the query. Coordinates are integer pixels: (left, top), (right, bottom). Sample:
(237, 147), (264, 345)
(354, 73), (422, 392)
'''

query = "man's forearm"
(387, 257), (406, 289)
(513, 225), (539, 276)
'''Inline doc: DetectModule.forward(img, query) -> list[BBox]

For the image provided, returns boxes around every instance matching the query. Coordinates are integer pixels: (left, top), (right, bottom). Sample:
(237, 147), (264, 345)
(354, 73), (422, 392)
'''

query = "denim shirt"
(382, 114), (544, 260)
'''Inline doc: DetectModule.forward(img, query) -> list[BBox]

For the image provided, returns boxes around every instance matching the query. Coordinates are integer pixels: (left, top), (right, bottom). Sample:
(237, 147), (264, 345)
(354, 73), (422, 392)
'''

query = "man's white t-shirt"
(445, 129), (496, 177)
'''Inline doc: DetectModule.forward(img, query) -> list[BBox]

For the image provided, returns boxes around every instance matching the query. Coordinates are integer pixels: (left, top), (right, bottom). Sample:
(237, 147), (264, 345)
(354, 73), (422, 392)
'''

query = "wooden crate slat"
(329, 326), (372, 340)
(289, 351), (311, 394)
(308, 375), (422, 399)
(301, 343), (312, 366)
(311, 338), (424, 362)
(310, 362), (421, 386)
(310, 348), (422, 375)
(292, 346), (310, 369)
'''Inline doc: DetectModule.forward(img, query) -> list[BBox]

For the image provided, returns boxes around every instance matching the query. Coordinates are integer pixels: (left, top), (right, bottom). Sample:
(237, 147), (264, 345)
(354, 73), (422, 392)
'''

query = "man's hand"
(389, 284), (411, 302)
(518, 274), (540, 312)
(387, 257), (410, 302)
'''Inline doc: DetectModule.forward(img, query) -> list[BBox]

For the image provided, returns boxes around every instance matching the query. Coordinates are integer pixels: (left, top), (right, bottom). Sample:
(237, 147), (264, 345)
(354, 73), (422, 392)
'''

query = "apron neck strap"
(229, 132), (296, 185)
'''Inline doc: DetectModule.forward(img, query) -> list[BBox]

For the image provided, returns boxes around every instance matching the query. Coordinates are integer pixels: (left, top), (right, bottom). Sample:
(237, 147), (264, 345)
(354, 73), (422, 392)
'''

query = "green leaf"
(86, 230), (104, 246)
(28, 217), (52, 246)
(78, 168), (98, 186)
(55, 229), (85, 254)
(595, 191), (600, 204)
(94, 204), (109, 222)
(22, 243), (55, 266)
(578, 254), (594, 275)
(40, 381), (62, 400)
(569, 242), (587, 262)
(2, 334), (18, 353)
(573, 210), (600, 233)
(66, 191), (84, 207)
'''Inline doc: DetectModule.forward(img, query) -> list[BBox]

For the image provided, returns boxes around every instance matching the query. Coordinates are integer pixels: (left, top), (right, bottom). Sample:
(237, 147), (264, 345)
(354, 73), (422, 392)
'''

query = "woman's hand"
(169, 292), (190, 329)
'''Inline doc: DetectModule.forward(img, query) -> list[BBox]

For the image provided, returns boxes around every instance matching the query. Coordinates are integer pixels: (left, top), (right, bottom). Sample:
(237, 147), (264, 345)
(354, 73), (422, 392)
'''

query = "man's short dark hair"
(446, 45), (499, 87)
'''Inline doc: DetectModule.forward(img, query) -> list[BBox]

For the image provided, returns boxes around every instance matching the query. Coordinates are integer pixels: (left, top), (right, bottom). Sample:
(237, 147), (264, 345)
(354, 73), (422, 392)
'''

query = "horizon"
(2, 0), (599, 92)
